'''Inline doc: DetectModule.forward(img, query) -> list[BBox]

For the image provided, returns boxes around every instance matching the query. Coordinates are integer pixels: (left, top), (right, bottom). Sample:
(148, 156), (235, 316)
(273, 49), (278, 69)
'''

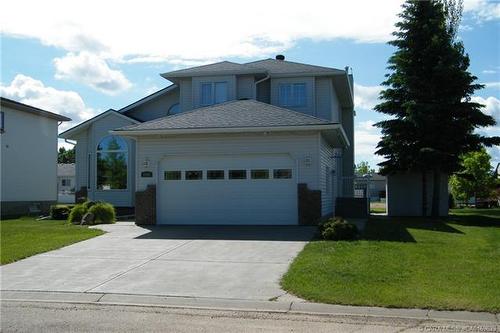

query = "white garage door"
(158, 154), (297, 225)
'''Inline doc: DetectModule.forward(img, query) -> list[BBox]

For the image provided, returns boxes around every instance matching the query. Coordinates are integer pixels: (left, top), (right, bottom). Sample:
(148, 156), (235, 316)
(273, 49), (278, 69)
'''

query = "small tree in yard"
(449, 149), (496, 205)
(374, 0), (499, 217)
(355, 161), (375, 176)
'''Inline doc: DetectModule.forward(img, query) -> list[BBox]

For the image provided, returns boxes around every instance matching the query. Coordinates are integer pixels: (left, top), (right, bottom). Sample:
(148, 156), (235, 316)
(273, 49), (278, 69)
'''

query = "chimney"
(275, 54), (285, 61)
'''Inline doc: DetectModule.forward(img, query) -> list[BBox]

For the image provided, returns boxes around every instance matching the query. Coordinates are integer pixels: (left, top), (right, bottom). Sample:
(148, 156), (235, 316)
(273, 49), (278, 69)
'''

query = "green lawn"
(282, 208), (500, 312)
(0, 217), (104, 265)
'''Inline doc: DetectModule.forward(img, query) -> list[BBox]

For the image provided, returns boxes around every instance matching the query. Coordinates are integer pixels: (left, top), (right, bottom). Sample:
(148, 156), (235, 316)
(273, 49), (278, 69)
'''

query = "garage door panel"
(158, 154), (297, 225)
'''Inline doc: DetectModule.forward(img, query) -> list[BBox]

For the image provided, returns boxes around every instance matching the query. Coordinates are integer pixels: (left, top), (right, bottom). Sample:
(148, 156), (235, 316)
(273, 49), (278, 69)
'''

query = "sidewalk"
(1, 290), (498, 324)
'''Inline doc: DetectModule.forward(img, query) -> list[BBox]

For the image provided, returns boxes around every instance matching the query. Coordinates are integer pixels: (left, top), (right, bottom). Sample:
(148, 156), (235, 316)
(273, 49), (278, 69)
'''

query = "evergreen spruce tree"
(374, 0), (499, 217)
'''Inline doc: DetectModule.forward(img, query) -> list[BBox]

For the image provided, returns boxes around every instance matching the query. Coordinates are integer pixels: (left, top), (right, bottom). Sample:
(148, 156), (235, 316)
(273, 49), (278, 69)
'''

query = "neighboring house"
(1, 97), (71, 217)
(60, 55), (355, 225)
(57, 163), (75, 203)
(369, 174), (386, 201)
(353, 173), (386, 201)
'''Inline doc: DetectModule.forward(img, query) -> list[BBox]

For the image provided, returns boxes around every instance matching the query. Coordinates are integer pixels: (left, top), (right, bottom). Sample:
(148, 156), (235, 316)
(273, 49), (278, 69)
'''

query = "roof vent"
(275, 54), (285, 61)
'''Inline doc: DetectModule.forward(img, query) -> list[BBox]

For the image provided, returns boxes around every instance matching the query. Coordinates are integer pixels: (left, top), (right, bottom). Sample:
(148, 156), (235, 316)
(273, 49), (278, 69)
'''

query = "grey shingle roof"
(116, 100), (333, 132)
(245, 59), (345, 75)
(162, 61), (266, 78)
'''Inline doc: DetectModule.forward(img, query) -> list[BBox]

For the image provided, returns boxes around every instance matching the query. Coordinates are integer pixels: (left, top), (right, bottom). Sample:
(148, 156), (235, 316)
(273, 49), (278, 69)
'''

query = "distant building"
(57, 163), (75, 203)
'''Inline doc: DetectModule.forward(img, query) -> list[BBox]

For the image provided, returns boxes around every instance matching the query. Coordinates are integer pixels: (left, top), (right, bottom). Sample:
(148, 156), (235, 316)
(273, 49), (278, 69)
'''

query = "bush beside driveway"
(0, 217), (104, 265)
(281, 209), (500, 313)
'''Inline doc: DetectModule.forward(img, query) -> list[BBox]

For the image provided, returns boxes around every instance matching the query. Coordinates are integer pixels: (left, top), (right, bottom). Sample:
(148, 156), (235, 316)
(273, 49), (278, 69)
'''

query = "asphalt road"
(2, 301), (498, 333)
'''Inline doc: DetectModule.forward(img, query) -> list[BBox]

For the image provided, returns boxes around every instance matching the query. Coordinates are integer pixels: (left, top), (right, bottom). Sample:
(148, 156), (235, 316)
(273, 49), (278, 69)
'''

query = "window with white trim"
(278, 83), (307, 107)
(96, 135), (128, 190)
(200, 82), (228, 106)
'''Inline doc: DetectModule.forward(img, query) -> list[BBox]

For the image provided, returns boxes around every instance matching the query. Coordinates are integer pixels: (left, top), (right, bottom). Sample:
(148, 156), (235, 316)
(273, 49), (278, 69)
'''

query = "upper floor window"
(168, 103), (180, 115)
(96, 135), (128, 190)
(279, 83), (307, 107)
(201, 82), (228, 106)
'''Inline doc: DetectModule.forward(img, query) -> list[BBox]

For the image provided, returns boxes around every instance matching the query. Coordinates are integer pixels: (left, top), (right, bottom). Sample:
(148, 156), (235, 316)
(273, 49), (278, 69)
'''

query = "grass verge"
(281, 208), (500, 312)
(1, 217), (104, 265)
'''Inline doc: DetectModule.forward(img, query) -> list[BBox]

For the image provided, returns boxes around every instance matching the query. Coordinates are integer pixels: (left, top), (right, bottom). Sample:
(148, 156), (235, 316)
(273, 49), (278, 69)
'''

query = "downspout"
(254, 74), (270, 100)
(64, 139), (76, 146)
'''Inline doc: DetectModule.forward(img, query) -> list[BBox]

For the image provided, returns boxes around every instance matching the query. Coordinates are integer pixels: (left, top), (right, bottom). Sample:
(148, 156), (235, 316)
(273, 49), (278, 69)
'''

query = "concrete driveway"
(0, 223), (314, 301)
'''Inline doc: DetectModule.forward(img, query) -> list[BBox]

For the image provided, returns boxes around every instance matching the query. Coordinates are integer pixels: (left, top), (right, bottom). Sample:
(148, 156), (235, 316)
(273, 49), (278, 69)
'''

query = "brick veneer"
(298, 183), (322, 225)
(135, 184), (156, 225)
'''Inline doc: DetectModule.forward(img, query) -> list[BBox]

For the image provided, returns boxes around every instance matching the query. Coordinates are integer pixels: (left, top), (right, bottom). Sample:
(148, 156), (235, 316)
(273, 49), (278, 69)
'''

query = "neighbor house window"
(200, 82), (228, 106)
(229, 170), (247, 179)
(61, 179), (71, 187)
(0, 111), (4, 133)
(273, 169), (292, 179)
(279, 83), (306, 107)
(165, 171), (181, 180)
(96, 135), (128, 190)
(251, 169), (269, 179)
(185, 170), (203, 180)
(168, 103), (180, 115)
(207, 170), (225, 180)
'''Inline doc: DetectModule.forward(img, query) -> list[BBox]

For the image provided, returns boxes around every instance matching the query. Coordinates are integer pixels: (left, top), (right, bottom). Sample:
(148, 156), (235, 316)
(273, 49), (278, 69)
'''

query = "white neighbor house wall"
(73, 113), (137, 207)
(387, 173), (449, 216)
(0, 105), (59, 211)
(135, 132), (322, 193)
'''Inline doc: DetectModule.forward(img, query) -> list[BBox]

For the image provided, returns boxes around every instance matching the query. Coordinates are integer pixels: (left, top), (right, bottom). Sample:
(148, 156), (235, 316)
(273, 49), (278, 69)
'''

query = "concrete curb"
(1, 290), (498, 324)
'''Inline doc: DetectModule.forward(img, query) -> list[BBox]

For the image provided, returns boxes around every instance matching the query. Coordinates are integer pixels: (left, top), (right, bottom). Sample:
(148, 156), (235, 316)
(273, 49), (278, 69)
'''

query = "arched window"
(168, 103), (180, 115)
(96, 135), (128, 190)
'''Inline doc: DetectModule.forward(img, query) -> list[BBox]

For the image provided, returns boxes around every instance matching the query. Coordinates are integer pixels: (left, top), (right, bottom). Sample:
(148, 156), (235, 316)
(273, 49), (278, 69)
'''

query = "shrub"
(88, 202), (116, 224)
(68, 203), (88, 224)
(50, 205), (72, 220)
(319, 217), (358, 241)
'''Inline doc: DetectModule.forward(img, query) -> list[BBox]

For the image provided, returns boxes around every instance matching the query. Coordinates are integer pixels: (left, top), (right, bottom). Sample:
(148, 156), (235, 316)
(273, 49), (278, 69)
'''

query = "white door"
(158, 154), (297, 225)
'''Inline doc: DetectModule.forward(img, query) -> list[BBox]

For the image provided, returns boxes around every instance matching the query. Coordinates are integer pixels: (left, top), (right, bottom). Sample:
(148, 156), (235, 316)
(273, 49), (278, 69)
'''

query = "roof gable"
(119, 84), (178, 114)
(59, 109), (140, 139)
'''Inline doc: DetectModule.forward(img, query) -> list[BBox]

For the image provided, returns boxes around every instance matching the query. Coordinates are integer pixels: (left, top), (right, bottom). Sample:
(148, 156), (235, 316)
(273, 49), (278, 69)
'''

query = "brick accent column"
(75, 187), (88, 204)
(135, 185), (156, 225)
(298, 183), (322, 225)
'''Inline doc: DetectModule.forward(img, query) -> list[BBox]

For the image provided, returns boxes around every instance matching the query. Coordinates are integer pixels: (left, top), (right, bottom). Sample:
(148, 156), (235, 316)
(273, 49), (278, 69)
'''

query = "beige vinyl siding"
(236, 75), (255, 100)
(192, 75), (236, 108)
(319, 134), (335, 216)
(270, 77), (315, 116)
(73, 130), (88, 191)
(179, 78), (193, 112)
(124, 89), (180, 121)
(330, 83), (341, 123)
(256, 79), (271, 104)
(135, 131), (320, 193)
(315, 77), (332, 121)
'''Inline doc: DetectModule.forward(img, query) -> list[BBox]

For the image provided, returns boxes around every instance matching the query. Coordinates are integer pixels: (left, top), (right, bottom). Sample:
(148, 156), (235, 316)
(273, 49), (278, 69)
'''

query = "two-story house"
(59, 56), (354, 225)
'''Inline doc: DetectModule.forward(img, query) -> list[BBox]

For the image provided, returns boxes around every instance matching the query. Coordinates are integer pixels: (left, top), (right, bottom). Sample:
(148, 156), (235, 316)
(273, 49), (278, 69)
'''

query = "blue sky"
(1, 0), (499, 170)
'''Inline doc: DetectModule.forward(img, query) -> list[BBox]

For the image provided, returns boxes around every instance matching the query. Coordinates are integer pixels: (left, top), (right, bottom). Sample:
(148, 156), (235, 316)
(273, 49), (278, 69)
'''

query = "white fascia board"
(111, 123), (345, 138)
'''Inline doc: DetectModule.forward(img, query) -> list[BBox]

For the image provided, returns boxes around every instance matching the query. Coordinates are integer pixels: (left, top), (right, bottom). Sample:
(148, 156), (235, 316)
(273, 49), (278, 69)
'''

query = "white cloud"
(482, 69), (498, 74)
(354, 84), (382, 110)
(463, 0), (500, 21)
(54, 52), (131, 95)
(484, 82), (500, 89)
(0, 0), (402, 64)
(354, 120), (384, 168)
(0, 74), (98, 132)
(472, 95), (500, 123)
